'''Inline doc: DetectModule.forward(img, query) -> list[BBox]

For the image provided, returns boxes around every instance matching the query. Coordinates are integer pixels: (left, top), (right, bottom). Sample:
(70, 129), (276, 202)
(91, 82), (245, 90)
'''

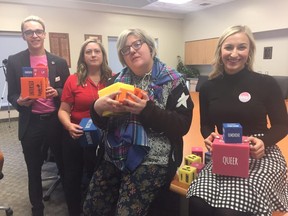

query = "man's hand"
(17, 96), (35, 107)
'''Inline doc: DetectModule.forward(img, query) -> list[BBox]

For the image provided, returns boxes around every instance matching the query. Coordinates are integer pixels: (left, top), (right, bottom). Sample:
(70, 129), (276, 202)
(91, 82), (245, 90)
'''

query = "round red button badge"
(239, 92), (251, 103)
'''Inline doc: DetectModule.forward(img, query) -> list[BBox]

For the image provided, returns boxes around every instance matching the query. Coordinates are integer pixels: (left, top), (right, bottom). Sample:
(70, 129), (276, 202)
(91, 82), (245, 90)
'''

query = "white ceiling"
(1, 0), (237, 15)
(73, 0), (237, 14)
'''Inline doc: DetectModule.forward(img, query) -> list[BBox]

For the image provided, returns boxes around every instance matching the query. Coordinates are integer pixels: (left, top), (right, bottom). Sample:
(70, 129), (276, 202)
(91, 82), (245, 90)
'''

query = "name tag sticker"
(55, 76), (60, 82)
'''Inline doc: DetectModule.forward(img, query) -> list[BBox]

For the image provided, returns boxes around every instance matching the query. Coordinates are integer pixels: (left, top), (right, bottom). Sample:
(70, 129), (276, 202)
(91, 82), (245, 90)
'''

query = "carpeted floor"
(0, 120), (68, 216)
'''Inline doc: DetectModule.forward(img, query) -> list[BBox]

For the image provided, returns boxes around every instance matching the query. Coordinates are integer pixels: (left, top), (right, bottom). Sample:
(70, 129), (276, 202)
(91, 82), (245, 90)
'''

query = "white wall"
(0, 3), (184, 72)
(183, 0), (288, 76)
(1, 0), (288, 76)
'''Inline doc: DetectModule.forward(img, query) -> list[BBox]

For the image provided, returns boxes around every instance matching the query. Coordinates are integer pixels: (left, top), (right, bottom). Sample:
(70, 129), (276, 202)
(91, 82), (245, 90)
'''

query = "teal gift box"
(79, 118), (102, 147)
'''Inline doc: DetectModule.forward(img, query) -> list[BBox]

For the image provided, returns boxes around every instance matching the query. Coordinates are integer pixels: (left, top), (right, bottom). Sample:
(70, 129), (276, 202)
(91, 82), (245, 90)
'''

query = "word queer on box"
(212, 123), (250, 178)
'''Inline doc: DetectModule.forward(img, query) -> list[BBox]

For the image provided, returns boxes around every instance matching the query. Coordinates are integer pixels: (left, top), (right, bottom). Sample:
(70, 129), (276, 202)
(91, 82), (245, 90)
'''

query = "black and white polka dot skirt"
(187, 146), (288, 216)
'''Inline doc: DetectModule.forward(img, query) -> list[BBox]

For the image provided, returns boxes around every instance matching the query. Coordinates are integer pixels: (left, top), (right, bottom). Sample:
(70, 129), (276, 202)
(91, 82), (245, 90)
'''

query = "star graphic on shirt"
(176, 92), (189, 108)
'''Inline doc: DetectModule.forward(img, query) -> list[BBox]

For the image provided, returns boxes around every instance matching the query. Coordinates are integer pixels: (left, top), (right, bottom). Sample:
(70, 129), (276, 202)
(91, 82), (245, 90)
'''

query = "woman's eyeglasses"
(23, 29), (45, 37)
(120, 40), (144, 56)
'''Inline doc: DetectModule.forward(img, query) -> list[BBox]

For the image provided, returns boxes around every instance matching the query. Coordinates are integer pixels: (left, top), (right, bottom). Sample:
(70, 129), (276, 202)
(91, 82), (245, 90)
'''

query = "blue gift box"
(79, 118), (102, 147)
(223, 123), (242, 143)
(22, 67), (33, 77)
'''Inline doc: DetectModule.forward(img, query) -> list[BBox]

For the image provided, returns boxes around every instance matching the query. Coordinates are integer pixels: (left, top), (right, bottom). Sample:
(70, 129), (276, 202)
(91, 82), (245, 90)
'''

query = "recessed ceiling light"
(158, 0), (192, 4)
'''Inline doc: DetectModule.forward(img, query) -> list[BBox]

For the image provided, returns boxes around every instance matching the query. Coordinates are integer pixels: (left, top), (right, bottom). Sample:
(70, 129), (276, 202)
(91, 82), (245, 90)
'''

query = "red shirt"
(61, 74), (105, 124)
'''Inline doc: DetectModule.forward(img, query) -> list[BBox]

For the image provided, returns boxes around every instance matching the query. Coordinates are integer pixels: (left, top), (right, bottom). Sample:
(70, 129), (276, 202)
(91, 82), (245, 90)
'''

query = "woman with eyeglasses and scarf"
(83, 28), (194, 216)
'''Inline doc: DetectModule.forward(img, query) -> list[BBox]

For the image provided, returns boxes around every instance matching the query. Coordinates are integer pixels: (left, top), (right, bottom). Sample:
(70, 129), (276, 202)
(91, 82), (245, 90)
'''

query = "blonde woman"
(187, 25), (288, 216)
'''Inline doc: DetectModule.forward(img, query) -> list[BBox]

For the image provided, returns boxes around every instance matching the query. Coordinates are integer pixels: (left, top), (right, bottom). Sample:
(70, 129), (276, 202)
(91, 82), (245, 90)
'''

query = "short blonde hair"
(21, 15), (45, 33)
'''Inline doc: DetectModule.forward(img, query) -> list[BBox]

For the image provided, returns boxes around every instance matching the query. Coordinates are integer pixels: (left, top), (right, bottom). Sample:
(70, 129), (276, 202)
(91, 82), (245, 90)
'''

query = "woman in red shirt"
(58, 38), (112, 216)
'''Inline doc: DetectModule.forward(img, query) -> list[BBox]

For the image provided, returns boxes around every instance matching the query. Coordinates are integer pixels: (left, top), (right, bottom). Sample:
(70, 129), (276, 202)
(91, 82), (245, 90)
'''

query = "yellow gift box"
(178, 165), (197, 185)
(184, 154), (202, 165)
(98, 82), (140, 116)
(98, 82), (135, 98)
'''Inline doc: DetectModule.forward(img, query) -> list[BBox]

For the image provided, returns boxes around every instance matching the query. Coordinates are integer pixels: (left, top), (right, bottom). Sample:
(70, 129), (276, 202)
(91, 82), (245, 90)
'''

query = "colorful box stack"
(20, 66), (49, 99)
(212, 123), (250, 178)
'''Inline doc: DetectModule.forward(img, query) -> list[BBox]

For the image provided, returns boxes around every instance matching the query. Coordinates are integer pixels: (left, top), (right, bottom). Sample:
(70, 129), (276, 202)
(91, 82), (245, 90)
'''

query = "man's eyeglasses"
(23, 29), (45, 37)
(120, 40), (144, 56)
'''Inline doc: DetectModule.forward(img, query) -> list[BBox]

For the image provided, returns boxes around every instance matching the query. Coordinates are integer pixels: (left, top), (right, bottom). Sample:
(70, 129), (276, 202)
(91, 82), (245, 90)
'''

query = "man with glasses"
(6, 15), (70, 216)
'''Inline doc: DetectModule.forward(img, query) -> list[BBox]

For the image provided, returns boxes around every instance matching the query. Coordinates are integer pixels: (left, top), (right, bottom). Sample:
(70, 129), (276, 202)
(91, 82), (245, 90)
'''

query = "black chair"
(195, 75), (209, 92)
(273, 76), (288, 100)
(42, 148), (61, 201)
(0, 151), (13, 216)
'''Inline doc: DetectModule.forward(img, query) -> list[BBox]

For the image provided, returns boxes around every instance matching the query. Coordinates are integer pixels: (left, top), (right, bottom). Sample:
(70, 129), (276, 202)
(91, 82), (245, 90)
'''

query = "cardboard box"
(212, 136), (250, 178)
(20, 77), (48, 99)
(223, 123), (243, 143)
(79, 118), (102, 147)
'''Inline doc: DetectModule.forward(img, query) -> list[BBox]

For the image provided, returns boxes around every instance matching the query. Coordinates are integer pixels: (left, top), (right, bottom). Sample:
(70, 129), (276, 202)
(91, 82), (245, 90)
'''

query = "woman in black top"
(187, 25), (288, 216)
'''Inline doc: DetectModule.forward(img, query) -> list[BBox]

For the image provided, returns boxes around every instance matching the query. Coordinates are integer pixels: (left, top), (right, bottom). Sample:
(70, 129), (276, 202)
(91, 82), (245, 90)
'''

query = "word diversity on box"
(212, 123), (250, 178)
(79, 118), (102, 147)
(98, 82), (145, 116)
(21, 66), (49, 99)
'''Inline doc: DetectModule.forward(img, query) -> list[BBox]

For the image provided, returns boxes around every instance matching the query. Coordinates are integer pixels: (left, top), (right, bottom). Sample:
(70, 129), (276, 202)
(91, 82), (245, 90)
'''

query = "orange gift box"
(20, 77), (48, 99)
(117, 87), (144, 103)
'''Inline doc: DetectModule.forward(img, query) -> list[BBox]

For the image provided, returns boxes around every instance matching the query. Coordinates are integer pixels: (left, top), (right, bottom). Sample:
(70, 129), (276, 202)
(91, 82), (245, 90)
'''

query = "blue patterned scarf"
(105, 57), (182, 172)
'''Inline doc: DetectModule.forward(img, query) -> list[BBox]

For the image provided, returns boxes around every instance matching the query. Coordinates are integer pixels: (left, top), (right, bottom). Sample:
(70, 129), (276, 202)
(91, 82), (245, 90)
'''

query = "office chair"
(42, 147), (61, 201)
(0, 150), (13, 216)
(273, 76), (288, 100)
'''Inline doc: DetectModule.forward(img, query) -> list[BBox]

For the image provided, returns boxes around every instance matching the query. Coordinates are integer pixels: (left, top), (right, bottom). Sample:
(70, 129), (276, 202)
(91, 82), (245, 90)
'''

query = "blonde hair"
(116, 28), (157, 66)
(21, 15), (45, 33)
(209, 25), (256, 79)
(76, 38), (112, 86)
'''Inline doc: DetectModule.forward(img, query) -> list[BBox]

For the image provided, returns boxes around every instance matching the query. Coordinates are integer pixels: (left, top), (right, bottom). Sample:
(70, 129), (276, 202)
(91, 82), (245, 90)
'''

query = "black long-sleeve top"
(199, 68), (288, 147)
